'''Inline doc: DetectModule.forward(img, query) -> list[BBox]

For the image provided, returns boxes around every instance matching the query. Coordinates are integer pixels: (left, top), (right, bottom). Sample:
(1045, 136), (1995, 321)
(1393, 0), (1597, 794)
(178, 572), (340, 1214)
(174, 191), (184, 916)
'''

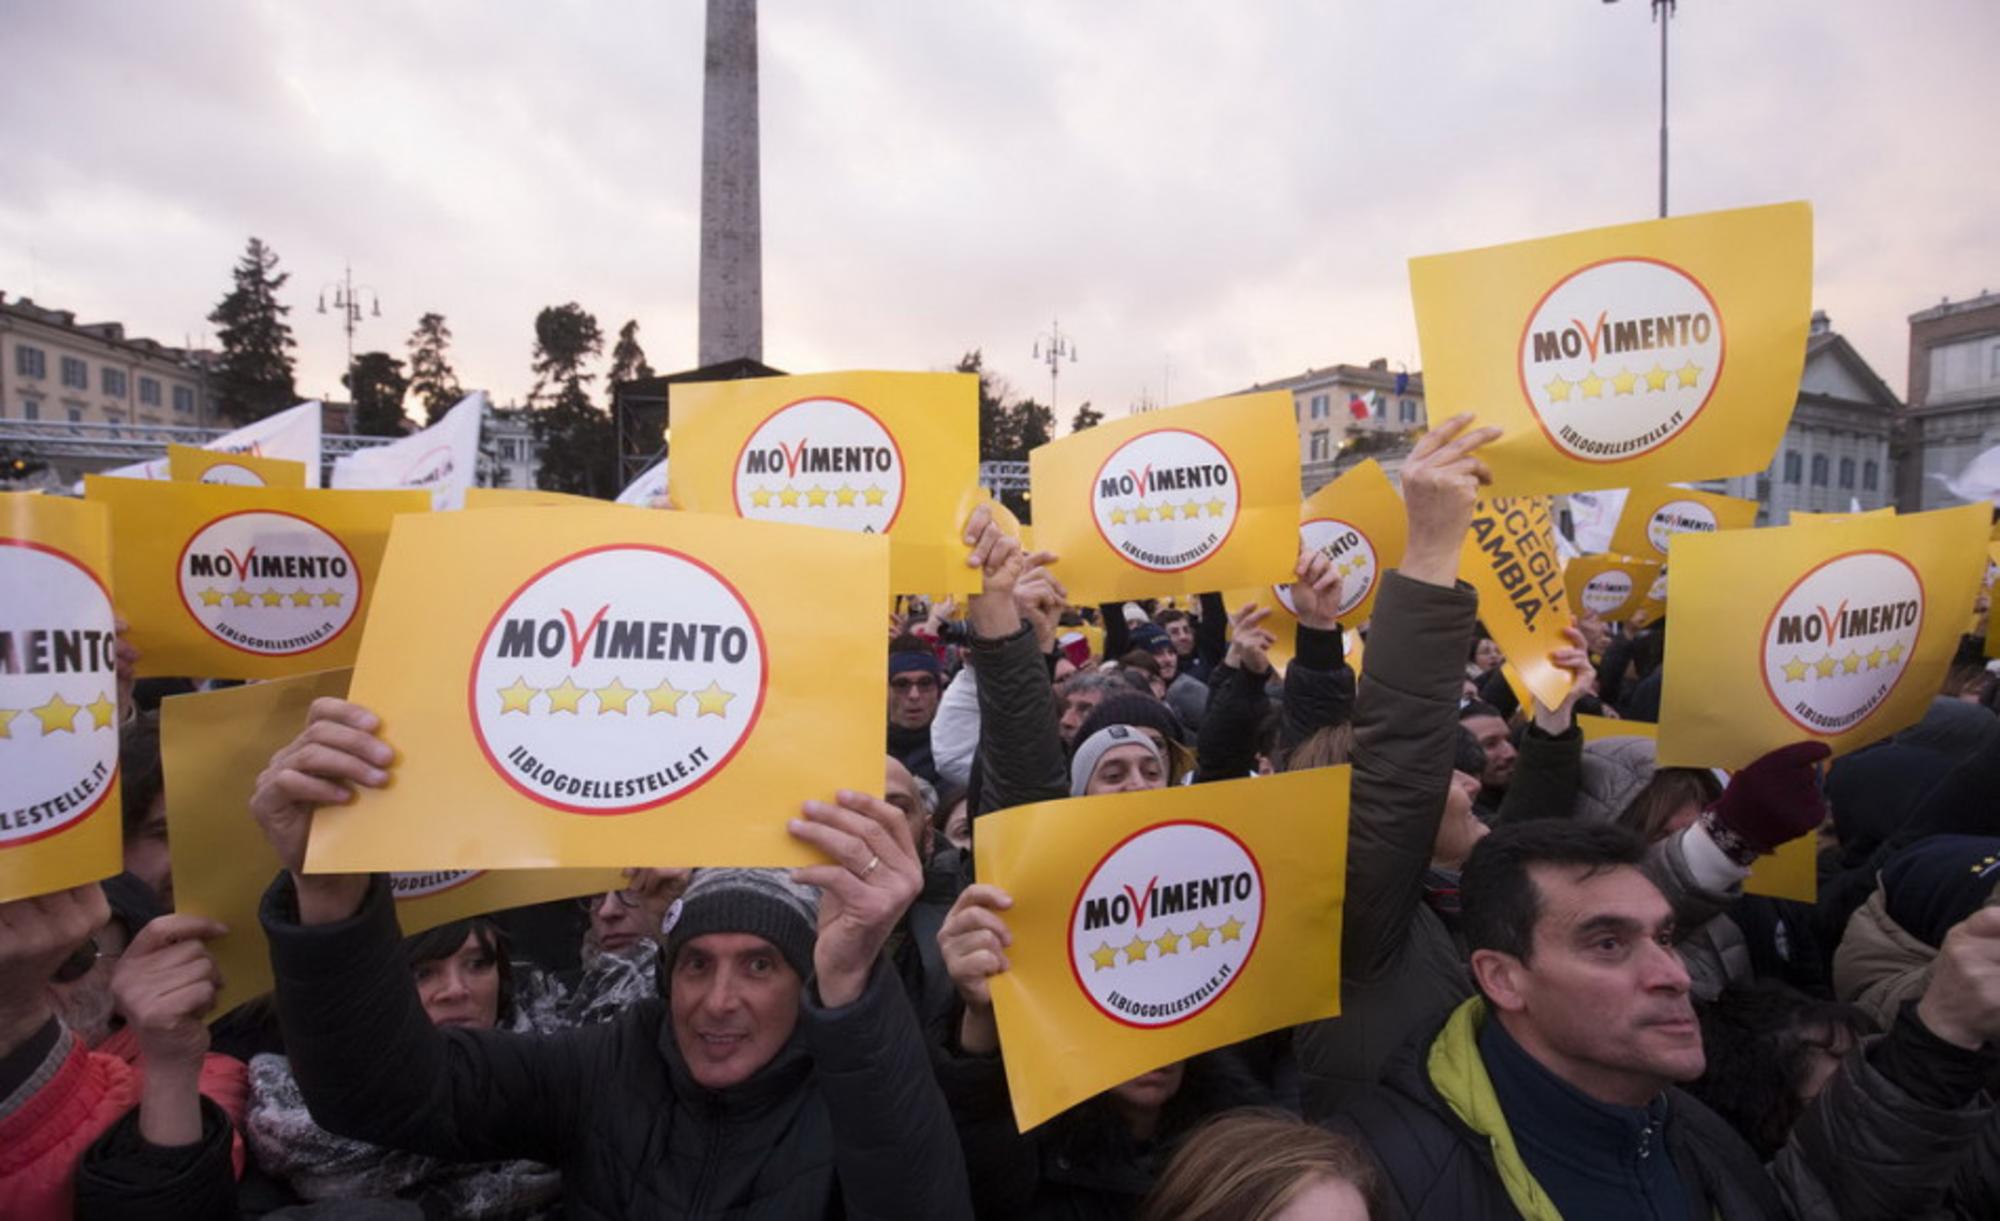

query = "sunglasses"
(52, 936), (117, 985)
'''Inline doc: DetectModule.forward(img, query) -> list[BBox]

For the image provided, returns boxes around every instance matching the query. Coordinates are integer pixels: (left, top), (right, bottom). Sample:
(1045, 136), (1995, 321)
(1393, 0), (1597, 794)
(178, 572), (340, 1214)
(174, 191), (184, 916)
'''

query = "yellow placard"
(85, 478), (429, 680)
(1461, 497), (1575, 709)
(167, 444), (308, 489)
(1609, 485), (1760, 561)
(1575, 715), (1812, 901)
(668, 371), (982, 595)
(1222, 460), (1407, 671)
(976, 769), (1347, 1131)
(1, 495), (123, 902)
(1410, 202), (1811, 497)
(462, 488), (610, 510)
(1029, 392), (1299, 603)
(1659, 504), (1990, 771)
(1564, 553), (1663, 623)
(306, 507), (888, 871)
(1790, 508), (1893, 526)
(161, 668), (624, 1014)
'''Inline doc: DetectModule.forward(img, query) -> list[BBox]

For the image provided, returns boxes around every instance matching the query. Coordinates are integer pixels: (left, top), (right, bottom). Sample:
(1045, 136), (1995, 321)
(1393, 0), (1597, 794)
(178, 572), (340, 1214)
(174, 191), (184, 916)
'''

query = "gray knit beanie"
(1069, 723), (1164, 797)
(664, 868), (821, 980)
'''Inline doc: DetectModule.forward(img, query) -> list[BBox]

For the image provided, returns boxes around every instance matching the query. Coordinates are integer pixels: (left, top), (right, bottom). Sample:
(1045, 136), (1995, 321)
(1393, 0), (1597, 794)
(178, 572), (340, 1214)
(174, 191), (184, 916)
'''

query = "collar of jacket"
(656, 1006), (814, 1117)
(1422, 998), (1565, 1221)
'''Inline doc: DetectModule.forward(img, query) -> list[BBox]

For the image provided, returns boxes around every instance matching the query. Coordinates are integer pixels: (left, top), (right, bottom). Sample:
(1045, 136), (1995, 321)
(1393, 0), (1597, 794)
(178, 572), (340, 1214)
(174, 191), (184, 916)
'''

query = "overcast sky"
(3, 1), (1994, 428)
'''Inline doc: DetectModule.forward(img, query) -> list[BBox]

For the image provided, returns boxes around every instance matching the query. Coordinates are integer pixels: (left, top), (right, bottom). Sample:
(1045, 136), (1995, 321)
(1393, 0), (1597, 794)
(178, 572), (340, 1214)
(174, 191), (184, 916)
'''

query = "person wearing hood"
(888, 646), (946, 785)
(246, 699), (972, 1218)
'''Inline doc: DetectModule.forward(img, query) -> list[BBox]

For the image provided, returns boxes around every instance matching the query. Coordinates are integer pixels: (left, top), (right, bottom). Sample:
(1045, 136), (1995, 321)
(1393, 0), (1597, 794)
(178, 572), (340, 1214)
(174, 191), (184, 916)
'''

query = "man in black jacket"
(248, 699), (973, 1220)
(1334, 819), (2000, 1219)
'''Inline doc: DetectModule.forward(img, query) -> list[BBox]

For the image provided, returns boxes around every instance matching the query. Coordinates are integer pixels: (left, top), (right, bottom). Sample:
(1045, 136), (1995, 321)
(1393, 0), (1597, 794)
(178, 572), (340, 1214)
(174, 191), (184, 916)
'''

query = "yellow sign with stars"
(668, 371), (983, 595)
(1658, 504), (1990, 771)
(1410, 202), (1811, 497)
(1609, 485), (1761, 562)
(85, 477), (429, 680)
(1564, 553), (1663, 624)
(304, 506), (889, 871)
(161, 667), (625, 1015)
(167, 444), (309, 489)
(1, 494), (124, 903)
(1030, 392), (1300, 603)
(975, 768), (1347, 1131)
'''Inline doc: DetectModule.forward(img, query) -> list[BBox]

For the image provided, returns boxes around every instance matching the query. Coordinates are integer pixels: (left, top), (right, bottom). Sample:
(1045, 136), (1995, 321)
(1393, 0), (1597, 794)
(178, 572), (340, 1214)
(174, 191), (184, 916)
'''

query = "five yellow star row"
(494, 675), (737, 718)
(1107, 499), (1229, 525)
(1544, 362), (1703, 403)
(1776, 642), (1908, 683)
(1086, 914), (1248, 971)
(747, 484), (889, 509)
(194, 587), (346, 608)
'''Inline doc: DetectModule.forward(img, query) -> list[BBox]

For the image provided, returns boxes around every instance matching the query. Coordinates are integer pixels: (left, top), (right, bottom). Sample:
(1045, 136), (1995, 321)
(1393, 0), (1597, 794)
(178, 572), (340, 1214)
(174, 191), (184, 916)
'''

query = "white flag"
(84, 400), (325, 489)
(615, 457), (670, 507)
(1564, 488), (1628, 555)
(331, 392), (486, 510)
(1931, 444), (2000, 506)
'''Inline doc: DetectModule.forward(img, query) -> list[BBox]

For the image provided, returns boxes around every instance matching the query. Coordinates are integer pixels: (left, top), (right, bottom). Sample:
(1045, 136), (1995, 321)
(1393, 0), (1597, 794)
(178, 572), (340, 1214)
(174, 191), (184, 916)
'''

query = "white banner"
(615, 457), (670, 507)
(331, 392), (486, 510)
(1564, 488), (1628, 555)
(85, 400), (324, 490)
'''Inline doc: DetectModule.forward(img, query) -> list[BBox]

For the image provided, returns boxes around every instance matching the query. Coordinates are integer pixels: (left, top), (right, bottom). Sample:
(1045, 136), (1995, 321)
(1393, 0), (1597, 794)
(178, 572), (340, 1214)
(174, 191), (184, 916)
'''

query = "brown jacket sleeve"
(1342, 571), (1479, 983)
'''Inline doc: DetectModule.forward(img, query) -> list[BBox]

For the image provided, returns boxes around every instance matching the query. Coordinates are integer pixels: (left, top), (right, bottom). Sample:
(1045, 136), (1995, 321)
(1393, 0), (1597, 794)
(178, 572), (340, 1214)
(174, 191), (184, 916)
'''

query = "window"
(1838, 457), (1855, 489)
(67, 407), (82, 423)
(499, 438), (519, 461)
(1310, 394), (1329, 420)
(23, 400), (39, 421)
(1810, 454), (1829, 486)
(1373, 395), (1387, 420)
(1399, 398), (1418, 423)
(103, 409), (123, 426)
(60, 356), (88, 388)
(15, 345), (46, 379)
(139, 377), (161, 405)
(1309, 430), (1329, 462)
(1783, 450), (1802, 484)
(101, 368), (127, 397)
(172, 385), (195, 413)
(1863, 460), (1879, 492)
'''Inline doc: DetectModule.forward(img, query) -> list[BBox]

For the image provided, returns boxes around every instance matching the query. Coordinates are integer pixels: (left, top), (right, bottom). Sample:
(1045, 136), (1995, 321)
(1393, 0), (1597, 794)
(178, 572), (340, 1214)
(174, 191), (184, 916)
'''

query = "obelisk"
(698, 0), (763, 366)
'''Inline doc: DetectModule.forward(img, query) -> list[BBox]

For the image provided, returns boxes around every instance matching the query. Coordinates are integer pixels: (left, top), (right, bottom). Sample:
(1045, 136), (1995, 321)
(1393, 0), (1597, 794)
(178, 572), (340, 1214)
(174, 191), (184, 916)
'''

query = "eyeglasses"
(580, 888), (644, 912)
(890, 676), (940, 694)
(52, 936), (117, 985)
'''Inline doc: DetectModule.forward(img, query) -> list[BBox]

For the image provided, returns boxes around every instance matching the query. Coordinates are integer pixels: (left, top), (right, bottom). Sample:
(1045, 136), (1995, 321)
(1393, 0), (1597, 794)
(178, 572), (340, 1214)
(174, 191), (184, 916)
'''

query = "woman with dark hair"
(246, 918), (560, 1217)
(1140, 1109), (1379, 1221)
(1689, 983), (1876, 1161)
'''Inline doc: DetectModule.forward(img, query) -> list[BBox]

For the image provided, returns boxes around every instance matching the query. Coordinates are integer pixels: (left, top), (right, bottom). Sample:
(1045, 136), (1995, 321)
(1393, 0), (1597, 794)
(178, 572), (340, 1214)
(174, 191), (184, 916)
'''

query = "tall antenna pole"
(1032, 319), (1076, 417)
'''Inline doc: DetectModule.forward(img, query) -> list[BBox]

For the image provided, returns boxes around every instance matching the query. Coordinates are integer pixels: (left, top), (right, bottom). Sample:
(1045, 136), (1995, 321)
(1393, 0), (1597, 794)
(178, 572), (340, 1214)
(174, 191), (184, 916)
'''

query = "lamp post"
(318, 264), (382, 408)
(1032, 319), (1077, 417)
(1604, 0), (1676, 218)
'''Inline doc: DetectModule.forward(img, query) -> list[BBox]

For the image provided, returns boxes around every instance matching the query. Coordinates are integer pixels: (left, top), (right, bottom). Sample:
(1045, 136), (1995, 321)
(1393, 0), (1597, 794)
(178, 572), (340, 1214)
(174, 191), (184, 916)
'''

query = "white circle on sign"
(390, 870), (484, 899)
(175, 511), (362, 656)
(731, 398), (905, 533)
(468, 545), (768, 815)
(1517, 257), (1725, 462)
(1067, 820), (1265, 1028)
(1760, 551), (1925, 737)
(1645, 499), (1719, 557)
(1090, 430), (1242, 574)
(1274, 518), (1378, 620)
(0, 539), (121, 845)
(199, 462), (267, 487)
(1580, 569), (1636, 617)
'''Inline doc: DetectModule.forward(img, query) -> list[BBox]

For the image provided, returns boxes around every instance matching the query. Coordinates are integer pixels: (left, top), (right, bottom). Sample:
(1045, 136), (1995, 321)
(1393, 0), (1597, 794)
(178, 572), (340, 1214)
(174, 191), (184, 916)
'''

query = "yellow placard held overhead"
(1030, 393), (1299, 603)
(161, 668), (624, 1014)
(306, 507), (888, 872)
(1658, 505), (1990, 770)
(1609, 485), (1760, 562)
(1, 495), (123, 903)
(1223, 459), (1406, 671)
(1410, 202), (1811, 497)
(85, 478), (429, 680)
(167, 444), (308, 489)
(1564, 553), (1663, 623)
(669, 371), (982, 594)
(1574, 714), (1814, 903)
(1461, 497), (1575, 709)
(976, 769), (1347, 1131)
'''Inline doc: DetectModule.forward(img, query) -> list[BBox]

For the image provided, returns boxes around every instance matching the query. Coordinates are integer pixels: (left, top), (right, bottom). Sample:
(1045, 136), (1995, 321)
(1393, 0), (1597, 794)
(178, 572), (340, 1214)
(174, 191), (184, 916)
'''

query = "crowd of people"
(6, 414), (2000, 1218)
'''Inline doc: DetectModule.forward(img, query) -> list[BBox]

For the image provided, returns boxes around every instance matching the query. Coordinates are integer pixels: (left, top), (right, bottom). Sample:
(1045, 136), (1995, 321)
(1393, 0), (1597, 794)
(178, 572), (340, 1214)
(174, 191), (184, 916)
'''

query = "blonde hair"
(1139, 1108), (1379, 1221)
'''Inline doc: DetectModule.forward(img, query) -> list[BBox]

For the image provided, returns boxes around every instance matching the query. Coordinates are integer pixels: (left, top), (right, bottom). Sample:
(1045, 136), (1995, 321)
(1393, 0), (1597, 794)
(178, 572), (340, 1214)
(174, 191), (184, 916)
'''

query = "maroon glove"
(1702, 741), (1831, 864)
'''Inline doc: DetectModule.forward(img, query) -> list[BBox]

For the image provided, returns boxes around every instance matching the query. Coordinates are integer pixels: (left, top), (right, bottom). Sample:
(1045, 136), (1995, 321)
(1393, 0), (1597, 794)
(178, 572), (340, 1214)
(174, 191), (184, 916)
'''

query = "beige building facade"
(0, 293), (217, 428)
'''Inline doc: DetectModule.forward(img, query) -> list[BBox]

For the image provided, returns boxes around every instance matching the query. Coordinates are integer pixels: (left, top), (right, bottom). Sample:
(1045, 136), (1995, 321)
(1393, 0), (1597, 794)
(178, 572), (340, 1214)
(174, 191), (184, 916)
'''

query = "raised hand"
(1287, 545), (1348, 632)
(1398, 413), (1503, 587)
(1531, 625), (1598, 735)
(112, 914), (228, 1067)
(249, 697), (391, 921)
(787, 789), (923, 1007)
(938, 884), (1015, 1054)
(1224, 603), (1278, 676)
(1917, 907), (2000, 1050)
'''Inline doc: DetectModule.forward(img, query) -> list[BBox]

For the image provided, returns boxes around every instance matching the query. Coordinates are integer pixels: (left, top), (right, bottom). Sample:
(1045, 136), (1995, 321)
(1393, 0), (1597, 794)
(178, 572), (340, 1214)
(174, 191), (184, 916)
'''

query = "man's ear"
(1470, 948), (1531, 1013)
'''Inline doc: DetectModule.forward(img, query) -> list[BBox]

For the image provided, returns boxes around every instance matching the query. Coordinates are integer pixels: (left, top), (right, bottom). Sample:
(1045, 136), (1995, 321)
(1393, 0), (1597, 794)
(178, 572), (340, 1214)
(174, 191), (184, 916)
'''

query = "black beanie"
(665, 868), (821, 981)
(1073, 691), (1185, 750)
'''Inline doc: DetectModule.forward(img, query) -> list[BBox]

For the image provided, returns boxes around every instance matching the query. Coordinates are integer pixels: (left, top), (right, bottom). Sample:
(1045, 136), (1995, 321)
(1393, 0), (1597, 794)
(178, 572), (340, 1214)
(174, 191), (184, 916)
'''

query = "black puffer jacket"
(262, 874), (972, 1220)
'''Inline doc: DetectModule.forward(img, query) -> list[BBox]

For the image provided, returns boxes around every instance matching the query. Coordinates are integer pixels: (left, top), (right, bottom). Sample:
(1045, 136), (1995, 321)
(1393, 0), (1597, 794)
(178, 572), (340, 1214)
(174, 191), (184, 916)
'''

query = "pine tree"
(406, 313), (464, 425)
(1068, 401), (1103, 433)
(606, 319), (656, 409)
(527, 304), (616, 497)
(207, 237), (298, 424)
(345, 352), (410, 436)
(957, 349), (1046, 521)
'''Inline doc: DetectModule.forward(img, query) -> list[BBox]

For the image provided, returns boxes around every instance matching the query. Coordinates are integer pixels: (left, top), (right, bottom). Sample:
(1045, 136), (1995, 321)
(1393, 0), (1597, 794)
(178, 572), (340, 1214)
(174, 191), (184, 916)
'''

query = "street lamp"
(318, 263), (383, 406)
(1603, 0), (1677, 219)
(1032, 319), (1077, 416)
